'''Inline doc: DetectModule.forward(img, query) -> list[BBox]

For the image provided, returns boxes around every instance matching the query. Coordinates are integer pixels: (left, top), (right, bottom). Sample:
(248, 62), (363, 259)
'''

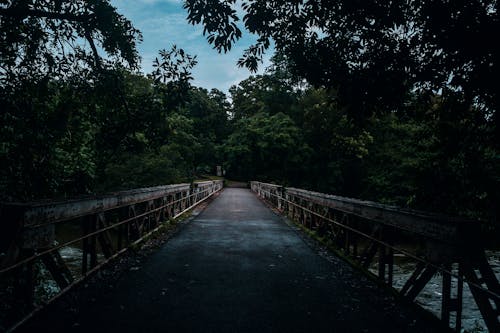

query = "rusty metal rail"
(0, 180), (223, 331)
(251, 181), (500, 332)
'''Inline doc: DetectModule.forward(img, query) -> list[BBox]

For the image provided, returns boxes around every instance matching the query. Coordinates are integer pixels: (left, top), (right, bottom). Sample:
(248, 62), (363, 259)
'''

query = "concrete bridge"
(1, 181), (499, 332)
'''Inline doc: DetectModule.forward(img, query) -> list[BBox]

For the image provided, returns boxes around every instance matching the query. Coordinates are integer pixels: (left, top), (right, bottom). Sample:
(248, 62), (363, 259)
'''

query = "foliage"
(184, 0), (499, 230)
(359, 93), (500, 229)
(222, 61), (499, 229)
(1, 0), (143, 199)
(99, 113), (199, 191)
(181, 87), (231, 174)
(0, 74), (97, 200)
(184, 0), (498, 122)
(88, 49), (214, 192)
(300, 88), (373, 195)
(151, 45), (197, 84)
(1, 0), (498, 237)
(229, 74), (301, 121)
(0, 0), (141, 81)
(224, 112), (310, 182)
(0, 40), (206, 200)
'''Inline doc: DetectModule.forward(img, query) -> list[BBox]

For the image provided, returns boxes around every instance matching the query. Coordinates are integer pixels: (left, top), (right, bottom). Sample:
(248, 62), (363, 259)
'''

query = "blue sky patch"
(111, 0), (272, 93)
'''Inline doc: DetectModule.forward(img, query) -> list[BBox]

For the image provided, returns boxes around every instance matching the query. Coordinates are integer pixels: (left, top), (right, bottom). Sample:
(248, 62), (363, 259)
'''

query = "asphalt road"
(18, 188), (445, 333)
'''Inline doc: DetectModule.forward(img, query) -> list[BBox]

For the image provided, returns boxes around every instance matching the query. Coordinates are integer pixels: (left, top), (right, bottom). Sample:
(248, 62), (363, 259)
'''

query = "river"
(370, 251), (500, 332)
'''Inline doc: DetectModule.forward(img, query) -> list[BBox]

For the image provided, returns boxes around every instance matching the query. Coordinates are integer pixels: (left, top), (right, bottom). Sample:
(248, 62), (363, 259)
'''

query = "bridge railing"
(251, 181), (500, 332)
(0, 180), (223, 330)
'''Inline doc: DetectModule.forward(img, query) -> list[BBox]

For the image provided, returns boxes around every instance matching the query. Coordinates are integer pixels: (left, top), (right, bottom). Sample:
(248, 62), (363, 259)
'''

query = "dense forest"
(0, 1), (498, 234)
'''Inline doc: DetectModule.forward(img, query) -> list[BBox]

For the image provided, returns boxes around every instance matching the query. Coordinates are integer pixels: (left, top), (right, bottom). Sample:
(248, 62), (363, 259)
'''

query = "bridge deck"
(18, 188), (444, 332)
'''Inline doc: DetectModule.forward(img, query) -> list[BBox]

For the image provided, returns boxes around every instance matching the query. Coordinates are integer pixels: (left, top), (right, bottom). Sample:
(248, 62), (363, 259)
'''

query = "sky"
(111, 0), (273, 93)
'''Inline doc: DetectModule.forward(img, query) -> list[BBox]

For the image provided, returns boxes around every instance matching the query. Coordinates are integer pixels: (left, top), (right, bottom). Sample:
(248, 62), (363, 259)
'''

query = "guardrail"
(0, 180), (223, 331)
(251, 181), (500, 332)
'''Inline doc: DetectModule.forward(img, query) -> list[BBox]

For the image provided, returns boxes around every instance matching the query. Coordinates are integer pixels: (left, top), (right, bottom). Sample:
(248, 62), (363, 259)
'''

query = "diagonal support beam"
(401, 264), (437, 301)
(462, 260), (500, 333)
(40, 251), (74, 289)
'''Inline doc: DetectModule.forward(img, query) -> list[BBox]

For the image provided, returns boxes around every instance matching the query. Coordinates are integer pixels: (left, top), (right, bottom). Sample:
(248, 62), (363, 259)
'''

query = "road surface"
(18, 188), (445, 332)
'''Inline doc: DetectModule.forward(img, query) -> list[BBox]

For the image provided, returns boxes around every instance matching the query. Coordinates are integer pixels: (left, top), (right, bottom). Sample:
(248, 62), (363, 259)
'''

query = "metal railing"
(0, 180), (223, 331)
(251, 181), (500, 332)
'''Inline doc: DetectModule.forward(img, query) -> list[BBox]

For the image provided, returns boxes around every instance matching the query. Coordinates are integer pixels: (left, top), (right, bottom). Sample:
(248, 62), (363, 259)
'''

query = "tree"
(229, 74), (301, 122)
(300, 87), (373, 194)
(1, 2), (232, 201)
(100, 111), (200, 191)
(0, 0), (143, 200)
(94, 46), (200, 191)
(184, 0), (498, 122)
(1, 0), (141, 81)
(181, 87), (230, 174)
(224, 112), (310, 182)
(359, 92), (500, 231)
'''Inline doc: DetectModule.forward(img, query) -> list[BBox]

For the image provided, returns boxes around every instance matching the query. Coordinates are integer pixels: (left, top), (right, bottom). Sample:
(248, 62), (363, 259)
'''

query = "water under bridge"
(1, 181), (499, 332)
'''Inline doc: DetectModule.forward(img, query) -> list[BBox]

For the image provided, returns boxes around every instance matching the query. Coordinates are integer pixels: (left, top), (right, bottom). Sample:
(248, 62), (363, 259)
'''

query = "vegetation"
(222, 64), (499, 226)
(1, 1), (498, 235)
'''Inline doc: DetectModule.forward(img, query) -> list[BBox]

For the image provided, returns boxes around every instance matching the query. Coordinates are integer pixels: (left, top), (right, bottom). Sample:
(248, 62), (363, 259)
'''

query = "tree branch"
(0, 7), (92, 22)
(84, 30), (102, 70)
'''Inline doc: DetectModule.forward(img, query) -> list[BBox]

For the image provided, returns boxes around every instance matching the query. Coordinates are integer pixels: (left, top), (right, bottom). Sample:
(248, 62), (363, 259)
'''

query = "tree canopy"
(0, 1), (204, 200)
(1, 0), (141, 81)
(185, 0), (498, 122)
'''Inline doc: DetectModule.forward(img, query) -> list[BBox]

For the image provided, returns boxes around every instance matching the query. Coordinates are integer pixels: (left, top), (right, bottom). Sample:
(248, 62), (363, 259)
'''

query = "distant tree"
(229, 74), (300, 122)
(299, 88), (373, 195)
(180, 87), (230, 174)
(94, 46), (199, 191)
(224, 112), (310, 182)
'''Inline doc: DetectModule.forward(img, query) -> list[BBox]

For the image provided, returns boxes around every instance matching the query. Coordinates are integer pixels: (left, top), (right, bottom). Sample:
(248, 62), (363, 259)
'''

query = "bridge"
(1, 181), (499, 332)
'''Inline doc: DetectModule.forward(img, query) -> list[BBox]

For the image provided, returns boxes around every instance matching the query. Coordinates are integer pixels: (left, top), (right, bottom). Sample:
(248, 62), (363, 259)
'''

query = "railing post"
(277, 186), (283, 210)
(82, 214), (98, 274)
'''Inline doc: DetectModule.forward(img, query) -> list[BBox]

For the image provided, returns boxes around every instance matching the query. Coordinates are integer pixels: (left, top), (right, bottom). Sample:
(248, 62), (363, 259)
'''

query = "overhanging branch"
(84, 30), (102, 70)
(0, 7), (92, 22)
